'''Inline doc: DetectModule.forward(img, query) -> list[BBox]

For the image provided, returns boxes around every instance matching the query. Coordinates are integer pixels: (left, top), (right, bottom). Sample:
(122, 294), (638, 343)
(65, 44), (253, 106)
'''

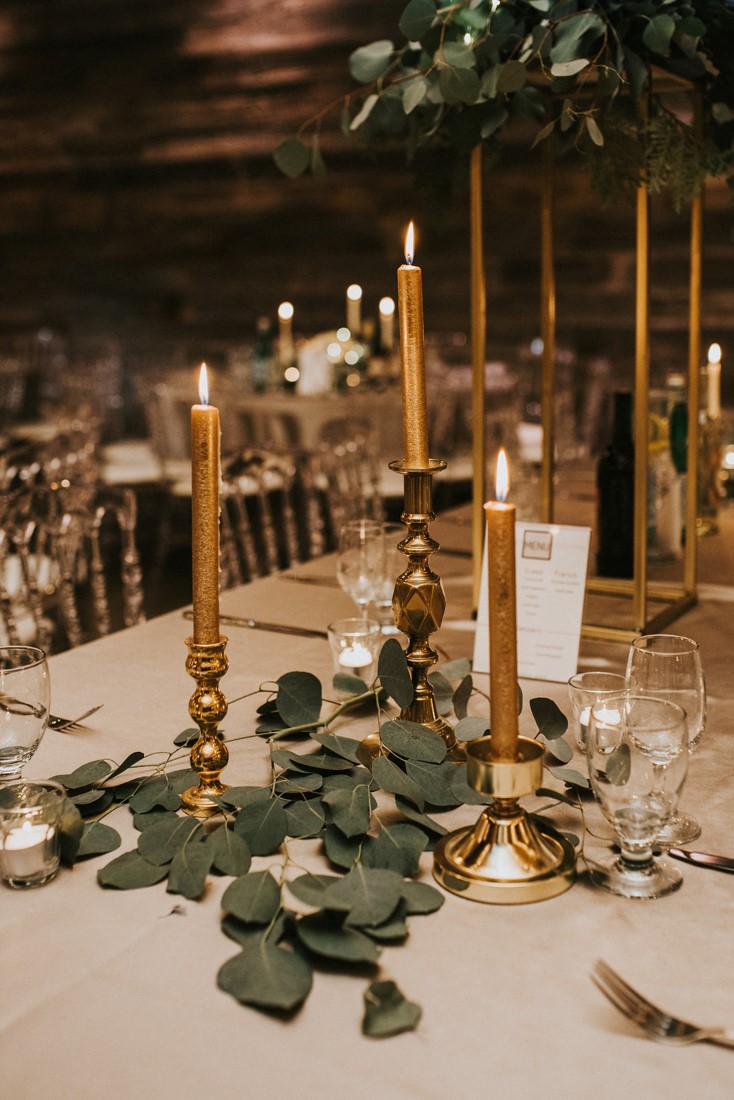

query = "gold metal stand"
(433, 737), (576, 904)
(390, 459), (458, 754)
(180, 635), (230, 817)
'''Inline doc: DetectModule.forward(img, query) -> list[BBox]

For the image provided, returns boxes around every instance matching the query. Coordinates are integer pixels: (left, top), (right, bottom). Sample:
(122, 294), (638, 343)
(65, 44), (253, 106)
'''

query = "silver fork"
(47, 705), (103, 732)
(592, 959), (734, 1049)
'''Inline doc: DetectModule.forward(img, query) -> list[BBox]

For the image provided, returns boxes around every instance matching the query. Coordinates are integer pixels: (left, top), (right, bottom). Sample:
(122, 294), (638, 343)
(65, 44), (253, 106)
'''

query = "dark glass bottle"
(251, 316), (274, 393)
(596, 390), (634, 578)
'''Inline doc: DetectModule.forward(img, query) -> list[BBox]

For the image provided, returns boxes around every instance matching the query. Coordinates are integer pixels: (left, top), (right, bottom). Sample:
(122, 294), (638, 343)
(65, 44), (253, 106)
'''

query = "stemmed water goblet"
(335, 519), (384, 620)
(625, 634), (706, 846)
(0, 646), (51, 781)
(586, 692), (689, 899)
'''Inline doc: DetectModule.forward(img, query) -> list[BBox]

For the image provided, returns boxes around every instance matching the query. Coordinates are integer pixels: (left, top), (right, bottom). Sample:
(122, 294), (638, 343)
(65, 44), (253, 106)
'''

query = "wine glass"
(0, 646), (51, 781)
(335, 520), (384, 619)
(626, 634), (706, 846)
(586, 692), (689, 899)
(372, 522), (405, 634)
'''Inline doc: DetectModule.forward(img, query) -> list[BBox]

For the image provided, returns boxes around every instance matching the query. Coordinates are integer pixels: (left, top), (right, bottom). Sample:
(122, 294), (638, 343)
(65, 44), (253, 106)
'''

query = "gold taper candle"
(397, 222), (429, 467)
(484, 449), (519, 761)
(707, 342), (722, 419)
(191, 363), (221, 645)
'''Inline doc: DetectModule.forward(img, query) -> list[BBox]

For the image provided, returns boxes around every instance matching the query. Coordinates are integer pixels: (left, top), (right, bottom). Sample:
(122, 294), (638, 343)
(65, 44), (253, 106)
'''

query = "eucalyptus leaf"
(439, 65), (480, 106)
(312, 730), (363, 764)
(496, 60), (527, 94)
(76, 821), (121, 860)
(362, 979), (422, 1038)
(548, 765), (591, 790)
(586, 115), (604, 147)
(530, 697), (568, 740)
(222, 870), (281, 924)
(59, 797), (84, 865)
(454, 715), (489, 742)
(550, 58), (590, 78)
(606, 743), (631, 785)
(439, 658), (471, 682)
(166, 843), (213, 900)
(399, 0), (436, 43)
(222, 911), (288, 949)
(206, 824), (252, 877)
(323, 824), (362, 871)
(321, 766), (375, 793)
(642, 13), (675, 57)
(322, 783), (374, 838)
(273, 137), (310, 179)
(362, 823), (428, 876)
(219, 786), (273, 809)
(401, 880), (445, 915)
(104, 751), (145, 783)
(275, 670), (322, 727)
(325, 865), (404, 928)
(287, 872), (343, 908)
(97, 850), (170, 890)
(350, 93), (379, 131)
(52, 759), (113, 790)
(377, 637), (413, 708)
(442, 42), (475, 70)
(137, 814), (199, 866)
(133, 808), (170, 832)
(233, 796), (288, 856)
(380, 719), (447, 763)
(394, 796), (448, 837)
(275, 772), (323, 796)
(452, 674), (473, 720)
(405, 759), (461, 807)
(70, 788), (113, 814)
(284, 797), (326, 839)
(332, 671), (367, 696)
(173, 727), (199, 747)
(362, 901), (408, 942)
(531, 118), (556, 150)
(218, 941), (313, 1012)
(542, 735), (573, 765)
(289, 751), (355, 774)
(166, 768), (200, 795)
(403, 76), (428, 115)
(349, 40), (394, 84)
(427, 671), (454, 717)
(296, 913), (381, 964)
(371, 754), (425, 810)
(128, 776), (181, 814)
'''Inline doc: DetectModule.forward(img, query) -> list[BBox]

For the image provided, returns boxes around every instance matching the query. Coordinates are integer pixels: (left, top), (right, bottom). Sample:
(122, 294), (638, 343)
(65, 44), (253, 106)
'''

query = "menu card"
(473, 522), (591, 683)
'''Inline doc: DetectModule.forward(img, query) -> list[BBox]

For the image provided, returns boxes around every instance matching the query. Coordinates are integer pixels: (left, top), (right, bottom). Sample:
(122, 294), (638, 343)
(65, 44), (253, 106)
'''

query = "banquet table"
(2, 512), (734, 1100)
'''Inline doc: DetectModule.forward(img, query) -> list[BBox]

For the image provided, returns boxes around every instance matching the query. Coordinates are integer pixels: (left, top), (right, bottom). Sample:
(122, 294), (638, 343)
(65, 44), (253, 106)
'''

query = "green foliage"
(363, 980), (422, 1038)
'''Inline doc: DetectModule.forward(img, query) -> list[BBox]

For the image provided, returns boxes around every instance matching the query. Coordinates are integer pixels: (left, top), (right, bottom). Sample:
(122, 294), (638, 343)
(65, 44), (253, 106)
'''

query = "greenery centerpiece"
(275, 0), (734, 206)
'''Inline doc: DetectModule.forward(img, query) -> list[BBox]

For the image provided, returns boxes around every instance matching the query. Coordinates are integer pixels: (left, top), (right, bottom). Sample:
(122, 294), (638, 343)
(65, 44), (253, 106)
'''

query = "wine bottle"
(596, 390), (634, 578)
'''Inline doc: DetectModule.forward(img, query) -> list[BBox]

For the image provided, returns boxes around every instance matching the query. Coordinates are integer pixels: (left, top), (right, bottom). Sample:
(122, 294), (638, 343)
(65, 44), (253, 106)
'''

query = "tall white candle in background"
(379, 296), (395, 351)
(277, 301), (294, 366)
(707, 342), (722, 419)
(346, 284), (362, 336)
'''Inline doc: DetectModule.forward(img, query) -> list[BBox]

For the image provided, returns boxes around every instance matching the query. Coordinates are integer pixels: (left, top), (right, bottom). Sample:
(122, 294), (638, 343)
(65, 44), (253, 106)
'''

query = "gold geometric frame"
(471, 77), (701, 643)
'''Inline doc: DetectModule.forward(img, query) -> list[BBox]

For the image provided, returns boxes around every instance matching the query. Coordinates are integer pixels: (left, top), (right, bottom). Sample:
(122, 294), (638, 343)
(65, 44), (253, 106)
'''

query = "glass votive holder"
(0, 780), (65, 889)
(567, 671), (626, 751)
(327, 618), (382, 689)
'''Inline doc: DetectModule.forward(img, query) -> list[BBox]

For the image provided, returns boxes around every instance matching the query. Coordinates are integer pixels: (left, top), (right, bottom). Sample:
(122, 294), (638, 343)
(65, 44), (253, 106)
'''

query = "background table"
(2, 518), (733, 1099)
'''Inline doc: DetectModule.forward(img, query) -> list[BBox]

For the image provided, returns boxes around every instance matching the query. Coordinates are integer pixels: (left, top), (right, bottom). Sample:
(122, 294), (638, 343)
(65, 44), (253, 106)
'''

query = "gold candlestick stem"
(390, 458), (458, 754)
(433, 737), (575, 903)
(181, 635), (229, 817)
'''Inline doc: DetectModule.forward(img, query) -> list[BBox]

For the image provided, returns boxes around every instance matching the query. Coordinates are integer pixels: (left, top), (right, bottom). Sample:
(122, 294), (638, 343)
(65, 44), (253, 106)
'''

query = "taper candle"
(346, 284), (362, 336)
(707, 342), (722, 419)
(191, 363), (221, 645)
(379, 296), (395, 351)
(277, 301), (294, 367)
(397, 222), (429, 467)
(484, 449), (519, 761)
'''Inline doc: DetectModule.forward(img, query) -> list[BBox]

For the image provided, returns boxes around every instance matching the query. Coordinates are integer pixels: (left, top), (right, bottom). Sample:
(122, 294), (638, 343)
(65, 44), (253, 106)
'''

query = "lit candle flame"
(404, 221), (415, 266)
(379, 296), (395, 317)
(708, 342), (721, 365)
(278, 301), (294, 322)
(198, 362), (209, 405)
(495, 448), (510, 502)
(346, 284), (362, 303)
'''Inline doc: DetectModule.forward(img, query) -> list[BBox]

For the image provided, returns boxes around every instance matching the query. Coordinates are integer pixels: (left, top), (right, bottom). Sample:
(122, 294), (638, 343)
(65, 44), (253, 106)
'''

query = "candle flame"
(404, 221), (416, 266)
(346, 283), (362, 302)
(278, 301), (294, 322)
(198, 362), (209, 405)
(495, 448), (510, 502)
(708, 342), (722, 365)
(379, 296), (395, 317)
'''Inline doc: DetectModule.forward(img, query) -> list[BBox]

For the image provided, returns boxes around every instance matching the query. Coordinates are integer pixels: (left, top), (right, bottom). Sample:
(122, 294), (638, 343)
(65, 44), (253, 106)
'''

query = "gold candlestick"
(181, 635), (230, 817)
(433, 736), (576, 903)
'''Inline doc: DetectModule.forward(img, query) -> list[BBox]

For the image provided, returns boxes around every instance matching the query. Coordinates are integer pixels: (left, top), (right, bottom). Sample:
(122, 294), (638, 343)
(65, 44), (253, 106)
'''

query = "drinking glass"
(372, 522), (405, 634)
(586, 693), (688, 899)
(0, 780), (64, 888)
(567, 671), (626, 751)
(626, 634), (706, 846)
(336, 520), (384, 619)
(0, 646), (50, 780)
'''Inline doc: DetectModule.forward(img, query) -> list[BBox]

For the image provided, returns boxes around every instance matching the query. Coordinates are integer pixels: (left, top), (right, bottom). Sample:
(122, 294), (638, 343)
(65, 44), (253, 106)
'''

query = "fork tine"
(593, 962), (673, 1038)
(595, 960), (665, 1018)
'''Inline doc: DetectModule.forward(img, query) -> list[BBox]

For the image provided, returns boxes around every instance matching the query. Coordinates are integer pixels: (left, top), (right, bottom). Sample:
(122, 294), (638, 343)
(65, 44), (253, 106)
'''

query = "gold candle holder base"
(180, 635), (230, 818)
(433, 737), (576, 904)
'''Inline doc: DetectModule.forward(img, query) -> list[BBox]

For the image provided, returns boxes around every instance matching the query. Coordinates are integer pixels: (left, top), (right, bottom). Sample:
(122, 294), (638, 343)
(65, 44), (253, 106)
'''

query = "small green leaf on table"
(276, 671), (323, 727)
(167, 843), (213, 900)
(76, 821), (122, 860)
(218, 940), (313, 1012)
(97, 851), (170, 890)
(362, 979), (422, 1038)
(401, 880), (445, 916)
(362, 823), (428, 877)
(378, 638), (413, 708)
(59, 798), (84, 865)
(284, 797), (326, 839)
(137, 814), (200, 866)
(322, 783), (374, 838)
(296, 913), (381, 964)
(233, 796), (288, 856)
(222, 870), (281, 924)
(206, 824), (252, 877)
(380, 719), (447, 763)
(52, 759), (113, 790)
(324, 865), (404, 928)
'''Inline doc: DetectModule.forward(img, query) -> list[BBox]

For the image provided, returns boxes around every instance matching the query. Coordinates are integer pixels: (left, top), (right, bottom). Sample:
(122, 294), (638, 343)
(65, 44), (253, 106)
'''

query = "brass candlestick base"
(180, 636), (230, 817)
(388, 458), (459, 756)
(433, 737), (576, 904)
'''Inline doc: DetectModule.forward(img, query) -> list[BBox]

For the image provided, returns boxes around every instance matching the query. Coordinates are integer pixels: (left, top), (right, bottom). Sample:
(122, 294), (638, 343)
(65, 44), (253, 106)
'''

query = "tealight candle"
(346, 284), (362, 336)
(338, 642), (373, 677)
(379, 296), (395, 351)
(0, 821), (54, 881)
(397, 222), (429, 467)
(191, 363), (221, 645)
(707, 342), (722, 420)
(484, 448), (519, 762)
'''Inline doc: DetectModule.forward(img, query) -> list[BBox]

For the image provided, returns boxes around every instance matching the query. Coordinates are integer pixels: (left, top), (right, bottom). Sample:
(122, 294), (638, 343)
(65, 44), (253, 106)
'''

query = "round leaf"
(222, 870), (281, 924)
(287, 873), (343, 908)
(218, 941), (312, 1012)
(324, 865), (404, 928)
(454, 715), (489, 742)
(399, 0), (435, 43)
(378, 638), (413, 708)
(273, 138), (310, 180)
(97, 851), (170, 890)
(166, 843), (213, 900)
(349, 40), (394, 84)
(206, 824), (252, 877)
(362, 823), (428, 876)
(362, 979), (422, 1038)
(296, 914), (380, 964)
(380, 719), (447, 763)
(76, 822), (121, 860)
(52, 759), (113, 790)
(372, 754), (425, 809)
(284, 797), (326, 839)
(137, 814), (199, 866)
(276, 671), (322, 727)
(401, 880), (445, 915)
(233, 796), (288, 856)
(322, 783), (373, 838)
(529, 697), (568, 740)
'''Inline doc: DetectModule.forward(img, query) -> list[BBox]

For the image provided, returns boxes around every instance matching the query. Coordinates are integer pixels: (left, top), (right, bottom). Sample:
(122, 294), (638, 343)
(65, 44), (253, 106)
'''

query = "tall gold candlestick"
(191, 363), (221, 646)
(397, 221), (429, 467)
(484, 449), (519, 761)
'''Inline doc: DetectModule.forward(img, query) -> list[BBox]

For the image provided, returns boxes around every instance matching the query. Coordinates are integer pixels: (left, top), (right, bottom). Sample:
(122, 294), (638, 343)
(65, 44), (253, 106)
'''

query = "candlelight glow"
(379, 296), (395, 317)
(404, 221), (415, 266)
(346, 284), (362, 303)
(278, 301), (294, 322)
(708, 342), (722, 365)
(495, 448), (510, 502)
(198, 362), (209, 405)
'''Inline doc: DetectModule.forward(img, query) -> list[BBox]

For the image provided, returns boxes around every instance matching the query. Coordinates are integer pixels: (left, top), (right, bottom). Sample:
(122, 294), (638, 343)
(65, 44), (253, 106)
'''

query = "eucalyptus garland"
(51, 640), (586, 1037)
(275, 0), (734, 205)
